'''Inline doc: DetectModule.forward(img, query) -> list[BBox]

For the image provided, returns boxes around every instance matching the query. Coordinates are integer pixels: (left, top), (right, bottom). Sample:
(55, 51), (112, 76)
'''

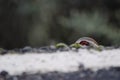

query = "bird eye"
(79, 41), (90, 46)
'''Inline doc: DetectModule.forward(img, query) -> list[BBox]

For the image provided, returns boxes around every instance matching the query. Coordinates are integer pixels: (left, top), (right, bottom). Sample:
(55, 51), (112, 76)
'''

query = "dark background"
(0, 0), (120, 49)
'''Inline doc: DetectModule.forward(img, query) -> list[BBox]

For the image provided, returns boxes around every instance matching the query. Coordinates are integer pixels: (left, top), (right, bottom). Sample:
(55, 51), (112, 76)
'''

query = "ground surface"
(0, 47), (120, 80)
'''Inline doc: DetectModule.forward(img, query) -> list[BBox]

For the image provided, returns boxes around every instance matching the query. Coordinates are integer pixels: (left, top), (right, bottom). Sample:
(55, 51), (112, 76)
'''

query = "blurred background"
(0, 0), (120, 49)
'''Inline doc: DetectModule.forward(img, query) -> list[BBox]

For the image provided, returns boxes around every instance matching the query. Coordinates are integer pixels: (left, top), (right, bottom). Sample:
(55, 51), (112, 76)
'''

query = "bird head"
(75, 37), (99, 49)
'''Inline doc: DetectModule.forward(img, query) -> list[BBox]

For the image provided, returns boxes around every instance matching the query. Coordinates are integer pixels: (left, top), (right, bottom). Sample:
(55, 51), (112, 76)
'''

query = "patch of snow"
(0, 49), (120, 75)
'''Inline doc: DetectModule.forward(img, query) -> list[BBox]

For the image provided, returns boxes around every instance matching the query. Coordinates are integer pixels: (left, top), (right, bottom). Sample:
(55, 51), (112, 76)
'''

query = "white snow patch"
(0, 49), (120, 75)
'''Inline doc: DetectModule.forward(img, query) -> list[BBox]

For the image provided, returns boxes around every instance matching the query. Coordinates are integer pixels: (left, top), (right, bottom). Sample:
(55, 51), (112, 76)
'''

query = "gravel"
(0, 46), (120, 80)
(0, 67), (120, 80)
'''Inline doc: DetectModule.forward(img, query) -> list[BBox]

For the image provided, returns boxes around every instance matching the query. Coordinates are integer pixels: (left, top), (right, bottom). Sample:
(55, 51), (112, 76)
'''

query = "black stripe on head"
(79, 41), (90, 46)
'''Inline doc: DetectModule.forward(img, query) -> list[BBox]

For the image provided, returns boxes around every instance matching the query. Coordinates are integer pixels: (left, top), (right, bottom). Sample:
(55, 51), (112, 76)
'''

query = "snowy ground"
(0, 49), (120, 75)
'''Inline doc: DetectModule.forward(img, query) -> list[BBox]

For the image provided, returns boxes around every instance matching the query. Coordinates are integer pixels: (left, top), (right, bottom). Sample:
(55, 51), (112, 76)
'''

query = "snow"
(0, 49), (120, 75)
